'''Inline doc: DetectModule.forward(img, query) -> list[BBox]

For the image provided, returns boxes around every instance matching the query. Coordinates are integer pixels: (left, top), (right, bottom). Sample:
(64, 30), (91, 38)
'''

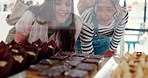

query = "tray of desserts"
(0, 39), (102, 78)
(0, 39), (57, 78)
(111, 52), (148, 78)
(25, 52), (102, 78)
(9, 52), (102, 78)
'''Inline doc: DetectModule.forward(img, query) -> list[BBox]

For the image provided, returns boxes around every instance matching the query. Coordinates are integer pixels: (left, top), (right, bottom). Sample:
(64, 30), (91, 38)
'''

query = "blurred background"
(0, 0), (148, 55)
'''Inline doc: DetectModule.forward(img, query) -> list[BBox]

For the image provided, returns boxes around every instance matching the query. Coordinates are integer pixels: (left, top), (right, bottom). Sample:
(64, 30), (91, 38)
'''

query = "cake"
(82, 58), (101, 70)
(76, 63), (97, 78)
(64, 69), (89, 78)
(89, 55), (102, 60)
(67, 56), (85, 62)
(25, 43), (39, 67)
(46, 65), (71, 78)
(0, 47), (13, 77)
(32, 39), (42, 47)
(37, 42), (48, 61)
(64, 60), (80, 68)
(9, 44), (27, 75)
(46, 40), (57, 58)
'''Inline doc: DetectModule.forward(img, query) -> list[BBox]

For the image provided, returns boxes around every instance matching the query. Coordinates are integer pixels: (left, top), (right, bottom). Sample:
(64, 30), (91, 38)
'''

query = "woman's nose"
(61, 4), (67, 11)
(101, 11), (107, 18)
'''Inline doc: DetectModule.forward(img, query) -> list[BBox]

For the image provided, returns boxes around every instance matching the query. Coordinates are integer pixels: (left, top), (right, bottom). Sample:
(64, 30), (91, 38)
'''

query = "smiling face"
(96, 0), (116, 26)
(55, 0), (72, 25)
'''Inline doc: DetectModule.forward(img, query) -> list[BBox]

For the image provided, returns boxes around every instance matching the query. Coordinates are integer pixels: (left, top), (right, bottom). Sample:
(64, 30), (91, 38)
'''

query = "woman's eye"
(66, 2), (72, 6)
(55, 1), (61, 5)
(107, 9), (115, 13)
(97, 8), (102, 12)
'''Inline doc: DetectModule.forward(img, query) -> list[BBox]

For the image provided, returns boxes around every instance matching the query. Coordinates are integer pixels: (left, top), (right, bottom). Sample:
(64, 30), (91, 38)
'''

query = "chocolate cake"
(67, 56), (85, 62)
(9, 44), (27, 75)
(64, 60), (80, 68)
(76, 63), (97, 78)
(39, 65), (71, 78)
(25, 43), (39, 67)
(0, 47), (13, 77)
(32, 39), (42, 47)
(28, 64), (49, 71)
(82, 58), (101, 70)
(46, 40), (57, 58)
(37, 42), (48, 61)
(89, 55), (102, 60)
(50, 55), (69, 60)
(64, 69), (89, 78)
(38, 59), (61, 67)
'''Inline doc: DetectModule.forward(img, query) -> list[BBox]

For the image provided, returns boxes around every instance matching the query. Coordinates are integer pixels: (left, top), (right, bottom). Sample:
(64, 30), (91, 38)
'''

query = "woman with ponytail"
(77, 0), (128, 57)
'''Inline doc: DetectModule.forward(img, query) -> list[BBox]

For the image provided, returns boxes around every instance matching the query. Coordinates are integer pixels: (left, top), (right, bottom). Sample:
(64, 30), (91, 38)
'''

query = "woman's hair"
(56, 0), (76, 52)
(95, 0), (119, 5)
(28, 0), (55, 25)
(58, 18), (76, 52)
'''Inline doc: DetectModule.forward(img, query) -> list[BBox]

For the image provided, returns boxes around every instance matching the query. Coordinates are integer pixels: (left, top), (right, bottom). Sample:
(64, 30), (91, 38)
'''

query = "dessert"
(46, 40), (57, 58)
(9, 44), (27, 75)
(0, 47), (13, 77)
(37, 42), (48, 61)
(76, 63), (97, 78)
(82, 58), (101, 70)
(64, 60), (80, 68)
(64, 69), (89, 78)
(25, 43), (39, 67)
(111, 52), (148, 78)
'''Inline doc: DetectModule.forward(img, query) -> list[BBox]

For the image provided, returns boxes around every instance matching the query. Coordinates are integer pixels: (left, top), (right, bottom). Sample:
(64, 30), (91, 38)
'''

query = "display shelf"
(8, 55), (121, 78)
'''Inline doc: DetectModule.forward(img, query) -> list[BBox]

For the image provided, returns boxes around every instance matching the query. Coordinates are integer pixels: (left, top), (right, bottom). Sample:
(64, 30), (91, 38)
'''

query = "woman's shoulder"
(73, 14), (82, 28)
(80, 7), (94, 25)
(22, 10), (35, 18)
(81, 7), (93, 18)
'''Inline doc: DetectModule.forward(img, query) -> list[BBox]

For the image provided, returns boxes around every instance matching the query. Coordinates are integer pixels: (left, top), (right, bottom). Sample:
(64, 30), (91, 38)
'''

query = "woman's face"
(55, 0), (72, 25)
(96, 0), (116, 26)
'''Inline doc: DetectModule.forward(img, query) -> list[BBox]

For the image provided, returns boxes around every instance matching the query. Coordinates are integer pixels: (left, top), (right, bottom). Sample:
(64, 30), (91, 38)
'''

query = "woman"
(15, 0), (82, 52)
(77, 0), (128, 55)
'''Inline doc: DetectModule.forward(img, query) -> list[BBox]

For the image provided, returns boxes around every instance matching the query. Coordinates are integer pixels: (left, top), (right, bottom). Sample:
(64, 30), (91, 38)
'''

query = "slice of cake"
(64, 69), (89, 78)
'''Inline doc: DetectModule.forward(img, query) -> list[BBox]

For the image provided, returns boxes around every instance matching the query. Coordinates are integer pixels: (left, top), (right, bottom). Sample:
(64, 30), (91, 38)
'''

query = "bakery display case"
(0, 39), (103, 78)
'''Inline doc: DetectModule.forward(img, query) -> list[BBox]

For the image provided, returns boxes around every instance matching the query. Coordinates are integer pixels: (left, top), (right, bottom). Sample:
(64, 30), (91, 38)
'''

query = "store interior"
(0, 0), (148, 78)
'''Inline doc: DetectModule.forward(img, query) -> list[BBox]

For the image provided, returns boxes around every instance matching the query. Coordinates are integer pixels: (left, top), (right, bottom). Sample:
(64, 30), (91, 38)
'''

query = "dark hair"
(29, 0), (55, 25)
(56, 0), (75, 52)
(58, 20), (76, 52)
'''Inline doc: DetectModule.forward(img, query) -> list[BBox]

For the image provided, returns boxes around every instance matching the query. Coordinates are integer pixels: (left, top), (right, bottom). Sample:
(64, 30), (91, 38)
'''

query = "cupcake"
(9, 44), (27, 75)
(0, 47), (13, 77)
(25, 43), (39, 67)
(46, 40), (57, 58)
(37, 42), (48, 61)
(32, 39), (42, 47)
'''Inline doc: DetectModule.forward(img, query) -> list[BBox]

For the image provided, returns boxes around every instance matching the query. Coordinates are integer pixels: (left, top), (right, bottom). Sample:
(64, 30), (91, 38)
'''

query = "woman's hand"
(103, 50), (116, 58)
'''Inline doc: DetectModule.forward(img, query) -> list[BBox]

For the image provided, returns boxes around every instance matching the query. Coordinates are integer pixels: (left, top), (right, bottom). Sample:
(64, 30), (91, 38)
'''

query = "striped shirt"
(80, 7), (128, 54)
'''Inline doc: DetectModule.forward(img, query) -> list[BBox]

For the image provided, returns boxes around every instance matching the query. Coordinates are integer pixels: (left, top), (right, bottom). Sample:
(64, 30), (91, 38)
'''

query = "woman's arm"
(80, 8), (94, 54)
(74, 15), (82, 41)
(109, 7), (129, 51)
(15, 32), (27, 43)
(15, 10), (34, 43)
